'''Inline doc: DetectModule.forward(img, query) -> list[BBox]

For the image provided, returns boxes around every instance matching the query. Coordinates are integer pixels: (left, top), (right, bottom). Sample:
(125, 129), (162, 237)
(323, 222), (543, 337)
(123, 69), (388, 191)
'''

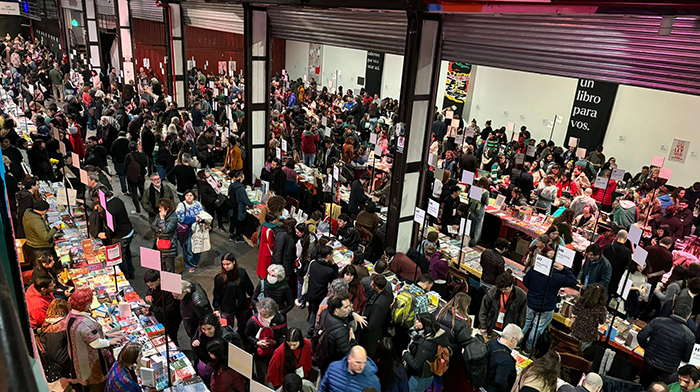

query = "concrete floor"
(112, 172), (312, 357)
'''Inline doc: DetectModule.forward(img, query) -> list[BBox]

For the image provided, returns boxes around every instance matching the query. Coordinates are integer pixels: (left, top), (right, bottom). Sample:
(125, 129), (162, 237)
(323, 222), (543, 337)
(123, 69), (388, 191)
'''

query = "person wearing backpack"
(191, 314), (242, 386)
(392, 274), (434, 352)
(401, 312), (450, 392)
(110, 131), (131, 195)
(306, 245), (340, 337)
(484, 324), (523, 392)
(313, 292), (357, 372)
(123, 141), (148, 214)
(436, 293), (473, 392)
(227, 171), (253, 243)
(244, 297), (288, 383)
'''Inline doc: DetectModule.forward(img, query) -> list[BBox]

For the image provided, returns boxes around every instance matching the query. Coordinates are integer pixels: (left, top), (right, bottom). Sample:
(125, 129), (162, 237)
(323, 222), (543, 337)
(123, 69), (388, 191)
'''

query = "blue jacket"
(228, 181), (253, 221)
(523, 266), (577, 312)
(319, 356), (381, 392)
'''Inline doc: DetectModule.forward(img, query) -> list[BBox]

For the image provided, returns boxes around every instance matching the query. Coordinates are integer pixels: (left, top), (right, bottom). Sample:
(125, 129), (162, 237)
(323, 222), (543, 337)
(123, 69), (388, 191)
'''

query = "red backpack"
(252, 316), (286, 357)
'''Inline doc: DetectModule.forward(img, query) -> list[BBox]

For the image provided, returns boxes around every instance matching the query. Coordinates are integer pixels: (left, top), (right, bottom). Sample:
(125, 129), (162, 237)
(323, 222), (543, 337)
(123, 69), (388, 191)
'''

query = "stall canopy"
(441, 13), (700, 96)
(267, 6), (407, 55)
(127, 0), (162, 22)
(182, 2), (244, 35)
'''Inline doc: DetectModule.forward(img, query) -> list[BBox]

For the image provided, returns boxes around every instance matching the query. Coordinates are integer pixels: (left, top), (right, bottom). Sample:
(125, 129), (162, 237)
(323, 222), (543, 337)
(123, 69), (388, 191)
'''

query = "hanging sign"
(564, 79), (618, 152)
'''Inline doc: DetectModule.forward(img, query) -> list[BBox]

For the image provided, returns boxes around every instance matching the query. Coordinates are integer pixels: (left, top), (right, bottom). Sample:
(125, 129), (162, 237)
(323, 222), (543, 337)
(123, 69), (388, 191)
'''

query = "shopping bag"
(191, 223), (211, 254)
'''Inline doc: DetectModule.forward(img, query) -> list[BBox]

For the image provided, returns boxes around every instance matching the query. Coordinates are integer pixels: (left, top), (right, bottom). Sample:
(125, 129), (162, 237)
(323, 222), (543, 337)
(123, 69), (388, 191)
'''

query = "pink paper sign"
(651, 155), (665, 168)
(106, 211), (114, 231)
(99, 190), (107, 209)
(659, 167), (673, 180)
(161, 271), (182, 294)
(140, 247), (161, 271)
(79, 169), (88, 185)
(72, 152), (80, 168)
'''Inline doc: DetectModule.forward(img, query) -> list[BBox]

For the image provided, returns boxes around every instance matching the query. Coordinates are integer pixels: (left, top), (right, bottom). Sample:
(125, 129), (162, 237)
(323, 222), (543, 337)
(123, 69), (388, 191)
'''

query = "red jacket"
(266, 338), (313, 388)
(301, 130), (319, 154)
(592, 179), (617, 206)
(26, 284), (54, 329)
(257, 223), (276, 279)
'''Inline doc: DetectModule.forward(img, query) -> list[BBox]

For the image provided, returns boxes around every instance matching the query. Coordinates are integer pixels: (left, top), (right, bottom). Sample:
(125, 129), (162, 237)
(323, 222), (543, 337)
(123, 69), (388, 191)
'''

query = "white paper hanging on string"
(428, 154), (437, 167)
(633, 247), (648, 267)
(469, 185), (483, 201)
(526, 145), (537, 157)
(321, 116), (327, 126)
(459, 218), (471, 236)
(281, 139), (288, 152)
(617, 276), (633, 300)
(445, 110), (453, 120)
(455, 134), (464, 146)
(506, 122), (515, 133)
(534, 254), (553, 277)
(569, 137), (578, 147)
(576, 147), (587, 159)
(594, 176), (608, 189)
(333, 166), (339, 181)
(611, 169), (625, 182)
(414, 207), (426, 225)
(461, 171), (474, 185)
(427, 199), (440, 218)
(325, 127), (331, 137)
(628, 225), (643, 245)
(451, 119), (460, 128)
(375, 143), (383, 157)
(276, 148), (281, 159)
(369, 133), (377, 144)
(555, 246), (576, 269)
(690, 344), (700, 367)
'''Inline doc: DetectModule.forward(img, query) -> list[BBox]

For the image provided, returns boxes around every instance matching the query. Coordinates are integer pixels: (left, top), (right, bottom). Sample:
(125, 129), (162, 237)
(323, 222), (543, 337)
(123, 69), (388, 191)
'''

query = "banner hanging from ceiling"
(442, 62), (471, 114)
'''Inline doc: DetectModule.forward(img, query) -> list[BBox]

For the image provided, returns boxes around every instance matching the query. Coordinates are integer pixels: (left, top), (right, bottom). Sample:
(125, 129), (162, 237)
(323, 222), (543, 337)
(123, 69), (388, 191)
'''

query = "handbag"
(157, 238), (171, 250)
(301, 261), (313, 296)
(176, 204), (189, 239)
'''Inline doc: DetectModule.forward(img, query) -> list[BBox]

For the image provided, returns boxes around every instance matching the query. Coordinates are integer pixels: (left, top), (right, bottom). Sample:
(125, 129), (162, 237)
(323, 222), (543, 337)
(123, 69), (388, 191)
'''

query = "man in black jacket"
(166, 153), (198, 201)
(176, 280), (213, 339)
(603, 229), (633, 295)
(111, 131), (131, 194)
(337, 213), (361, 252)
(360, 274), (393, 356)
(144, 269), (181, 346)
(85, 136), (109, 171)
(479, 238), (510, 290)
(141, 119), (156, 174)
(459, 144), (478, 173)
(317, 292), (356, 372)
(321, 138), (340, 172)
(100, 188), (136, 279)
(512, 162), (535, 201)
(124, 142), (149, 214)
(306, 246), (339, 337)
(485, 324), (523, 392)
(269, 158), (287, 199)
(638, 303), (695, 388)
(349, 173), (370, 217)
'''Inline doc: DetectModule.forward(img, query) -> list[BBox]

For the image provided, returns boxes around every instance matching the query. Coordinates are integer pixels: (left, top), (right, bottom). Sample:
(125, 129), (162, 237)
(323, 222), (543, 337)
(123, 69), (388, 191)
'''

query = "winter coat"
(180, 282), (213, 338)
(360, 287), (393, 356)
(228, 181), (253, 222)
(429, 253), (449, 281)
(612, 200), (638, 230)
(210, 366), (246, 392)
(272, 230), (297, 278)
(40, 317), (71, 378)
(141, 183), (176, 217)
(578, 256), (613, 293)
(123, 152), (148, 184)
(306, 259), (339, 303)
(402, 329), (450, 378)
(26, 284), (54, 329)
(257, 222), (277, 278)
(212, 268), (254, 317)
(23, 210), (57, 249)
(523, 266), (577, 312)
(485, 338), (517, 392)
(243, 312), (287, 358)
(638, 314), (694, 372)
(479, 286), (528, 334)
(301, 130), (319, 154)
(337, 225), (361, 252)
(319, 356), (381, 392)
(480, 249), (505, 286)
(437, 310), (472, 354)
(146, 285), (181, 326)
(267, 338), (313, 387)
(318, 309), (357, 366)
(150, 210), (178, 258)
(251, 278), (294, 315)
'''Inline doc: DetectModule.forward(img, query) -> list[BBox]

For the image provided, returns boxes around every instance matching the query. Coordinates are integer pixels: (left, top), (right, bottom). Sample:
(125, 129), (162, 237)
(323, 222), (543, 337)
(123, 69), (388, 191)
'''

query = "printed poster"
(669, 138), (690, 163)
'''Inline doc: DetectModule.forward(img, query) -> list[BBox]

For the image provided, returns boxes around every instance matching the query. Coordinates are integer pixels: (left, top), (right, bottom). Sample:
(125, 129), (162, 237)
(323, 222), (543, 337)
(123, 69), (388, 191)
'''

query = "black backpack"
(462, 334), (489, 388)
(310, 312), (346, 369)
(126, 154), (141, 183)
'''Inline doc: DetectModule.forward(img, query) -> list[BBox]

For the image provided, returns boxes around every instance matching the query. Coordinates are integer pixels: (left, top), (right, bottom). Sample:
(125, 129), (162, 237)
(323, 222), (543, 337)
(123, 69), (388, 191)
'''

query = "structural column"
(163, 2), (187, 107)
(243, 5), (270, 183)
(115, 0), (135, 84)
(82, 0), (101, 71)
(385, 12), (443, 252)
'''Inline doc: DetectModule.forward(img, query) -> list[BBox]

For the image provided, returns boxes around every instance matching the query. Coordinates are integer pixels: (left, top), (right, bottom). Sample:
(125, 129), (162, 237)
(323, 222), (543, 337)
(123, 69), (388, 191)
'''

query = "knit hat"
(34, 200), (50, 211)
(427, 231), (439, 243)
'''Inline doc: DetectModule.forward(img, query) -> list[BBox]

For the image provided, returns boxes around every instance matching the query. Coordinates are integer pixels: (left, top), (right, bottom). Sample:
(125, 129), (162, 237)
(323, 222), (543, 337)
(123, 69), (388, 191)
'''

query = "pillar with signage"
(385, 13), (442, 252)
(115, 0), (134, 84)
(81, 0), (101, 70)
(243, 5), (269, 184)
(163, 3), (187, 108)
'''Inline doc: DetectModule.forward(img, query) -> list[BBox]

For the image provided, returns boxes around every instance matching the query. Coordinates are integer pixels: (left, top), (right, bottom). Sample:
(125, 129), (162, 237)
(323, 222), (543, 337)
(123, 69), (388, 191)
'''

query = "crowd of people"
(7, 31), (700, 392)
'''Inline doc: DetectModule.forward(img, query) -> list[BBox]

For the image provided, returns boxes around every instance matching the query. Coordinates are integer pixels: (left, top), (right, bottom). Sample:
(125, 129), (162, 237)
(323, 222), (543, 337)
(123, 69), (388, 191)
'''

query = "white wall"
(466, 65), (700, 185)
(284, 40), (309, 82)
(468, 66), (576, 143)
(284, 40), (404, 100)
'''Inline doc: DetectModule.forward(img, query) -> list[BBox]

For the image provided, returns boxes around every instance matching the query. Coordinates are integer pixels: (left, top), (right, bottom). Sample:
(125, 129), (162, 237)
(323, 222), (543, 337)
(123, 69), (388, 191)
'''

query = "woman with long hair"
(341, 264), (367, 314)
(372, 337), (409, 392)
(552, 209), (575, 245)
(513, 351), (561, 392)
(436, 293), (473, 392)
(196, 169), (227, 232)
(150, 197), (178, 272)
(571, 283), (608, 352)
(105, 343), (142, 392)
(272, 218), (299, 298)
(266, 328), (312, 389)
(655, 265), (688, 311)
(402, 313), (450, 392)
(213, 253), (254, 333)
(207, 339), (245, 392)
(33, 252), (73, 299)
(191, 313), (239, 386)
(176, 189), (207, 272)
